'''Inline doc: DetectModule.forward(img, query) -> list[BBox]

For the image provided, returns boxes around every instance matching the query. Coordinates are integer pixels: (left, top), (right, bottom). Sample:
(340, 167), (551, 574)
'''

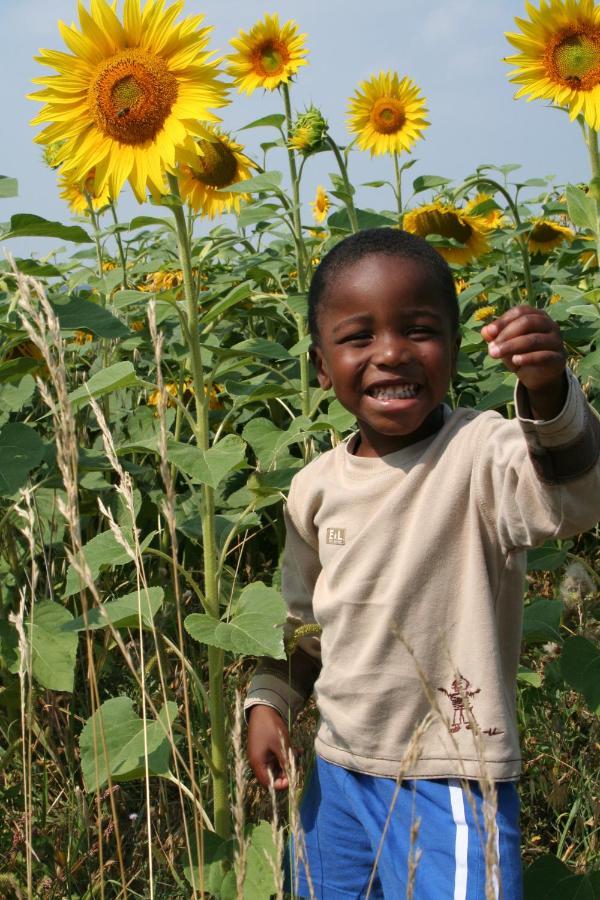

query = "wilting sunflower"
(403, 201), (491, 265)
(311, 186), (330, 224)
(178, 127), (256, 218)
(528, 219), (574, 253)
(29, 0), (229, 203)
(227, 14), (308, 94)
(59, 169), (110, 214)
(505, 0), (600, 128)
(347, 71), (429, 156)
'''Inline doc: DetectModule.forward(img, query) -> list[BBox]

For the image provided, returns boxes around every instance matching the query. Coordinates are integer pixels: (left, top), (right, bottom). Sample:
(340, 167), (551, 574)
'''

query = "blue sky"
(0, 0), (591, 256)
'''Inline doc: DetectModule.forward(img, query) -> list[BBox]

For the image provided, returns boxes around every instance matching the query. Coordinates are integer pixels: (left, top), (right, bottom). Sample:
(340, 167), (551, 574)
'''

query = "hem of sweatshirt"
(314, 736), (522, 781)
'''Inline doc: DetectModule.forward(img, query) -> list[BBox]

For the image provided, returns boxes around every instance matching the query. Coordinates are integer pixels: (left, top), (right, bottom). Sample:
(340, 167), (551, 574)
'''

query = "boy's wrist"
(522, 371), (569, 421)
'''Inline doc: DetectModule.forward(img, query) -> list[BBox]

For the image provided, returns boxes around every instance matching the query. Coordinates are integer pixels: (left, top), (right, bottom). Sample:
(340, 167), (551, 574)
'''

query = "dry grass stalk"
(148, 300), (206, 896)
(392, 626), (501, 900)
(232, 691), (249, 896)
(283, 743), (316, 900)
(365, 711), (436, 899)
(266, 771), (285, 900)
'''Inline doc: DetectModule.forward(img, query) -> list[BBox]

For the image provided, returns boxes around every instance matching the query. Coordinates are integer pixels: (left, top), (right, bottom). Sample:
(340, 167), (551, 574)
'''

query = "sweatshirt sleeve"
(244, 476), (322, 725)
(474, 368), (600, 553)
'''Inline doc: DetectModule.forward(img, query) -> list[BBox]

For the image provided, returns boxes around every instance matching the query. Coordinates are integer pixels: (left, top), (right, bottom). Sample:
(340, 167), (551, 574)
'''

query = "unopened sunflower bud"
(43, 141), (65, 170)
(289, 106), (329, 155)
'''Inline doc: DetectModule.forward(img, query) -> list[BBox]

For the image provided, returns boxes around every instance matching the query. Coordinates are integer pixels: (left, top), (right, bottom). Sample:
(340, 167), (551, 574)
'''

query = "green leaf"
(237, 202), (282, 228)
(413, 175), (451, 194)
(122, 433), (246, 489)
(0, 422), (45, 496)
(129, 215), (173, 231)
(522, 598), (562, 645)
(79, 696), (178, 792)
(53, 297), (129, 339)
(6, 258), (62, 278)
(0, 375), (36, 413)
(524, 854), (600, 899)
(242, 417), (312, 468)
(26, 601), (78, 692)
(64, 528), (157, 597)
(238, 113), (286, 132)
(230, 338), (292, 361)
(2, 213), (92, 243)
(0, 176), (18, 198)
(517, 665), (542, 688)
(185, 581), (286, 658)
(63, 587), (164, 632)
(0, 357), (44, 385)
(222, 171), (283, 194)
(328, 208), (394, 231)
(67, 361), (140, 410)
(200, 281), (253, 326)
(566, 184), (597, 232)
(474, 379), (515, 411)
(527, 544), (568, 572)
(560, 636), (600, 713)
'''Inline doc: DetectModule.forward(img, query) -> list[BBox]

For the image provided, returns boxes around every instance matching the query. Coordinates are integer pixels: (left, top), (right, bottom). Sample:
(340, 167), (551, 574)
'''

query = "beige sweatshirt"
(245, 370), (600, 780)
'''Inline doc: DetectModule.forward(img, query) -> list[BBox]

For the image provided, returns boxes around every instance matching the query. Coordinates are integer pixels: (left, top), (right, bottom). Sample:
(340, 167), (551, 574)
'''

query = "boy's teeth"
(371, 384), (419, 400)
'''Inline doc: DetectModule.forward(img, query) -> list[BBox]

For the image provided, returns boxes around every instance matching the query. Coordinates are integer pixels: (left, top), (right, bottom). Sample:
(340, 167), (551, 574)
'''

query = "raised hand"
(481, 305), (568, 420)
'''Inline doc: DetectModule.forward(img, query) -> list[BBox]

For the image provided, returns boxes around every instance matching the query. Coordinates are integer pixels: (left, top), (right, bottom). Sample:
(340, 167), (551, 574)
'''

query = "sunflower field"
(0, 0), (599, 897)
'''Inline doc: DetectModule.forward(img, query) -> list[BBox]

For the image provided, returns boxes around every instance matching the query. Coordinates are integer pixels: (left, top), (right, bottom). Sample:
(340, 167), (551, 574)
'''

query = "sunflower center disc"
(189, 139), (239, 187)
(253, 40), (289, 77)
(428, 210), (472, 244)
(551, 31), (600, 87)
(531, 223), (559, 243)
(371, 98), (405, 134)
(90, 49), (178, 145)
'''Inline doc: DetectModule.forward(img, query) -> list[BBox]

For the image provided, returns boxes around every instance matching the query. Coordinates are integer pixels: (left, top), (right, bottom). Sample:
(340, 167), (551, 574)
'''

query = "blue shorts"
(284, 755), (522, 899)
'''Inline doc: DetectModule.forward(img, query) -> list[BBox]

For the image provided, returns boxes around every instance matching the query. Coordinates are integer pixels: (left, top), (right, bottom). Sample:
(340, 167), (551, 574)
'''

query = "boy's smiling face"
(310, 253), (460, 458)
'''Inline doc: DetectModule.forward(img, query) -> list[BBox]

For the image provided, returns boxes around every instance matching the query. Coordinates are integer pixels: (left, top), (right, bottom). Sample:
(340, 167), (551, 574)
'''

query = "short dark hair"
(308, 228), (459, 346)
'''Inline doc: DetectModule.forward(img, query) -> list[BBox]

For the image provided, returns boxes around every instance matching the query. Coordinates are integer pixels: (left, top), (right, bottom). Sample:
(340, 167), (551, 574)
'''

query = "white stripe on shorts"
(449, 780), (469, 900)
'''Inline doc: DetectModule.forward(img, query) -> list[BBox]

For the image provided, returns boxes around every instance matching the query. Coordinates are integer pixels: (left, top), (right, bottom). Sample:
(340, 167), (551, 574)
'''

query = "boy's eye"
(342, 332), (371, 343)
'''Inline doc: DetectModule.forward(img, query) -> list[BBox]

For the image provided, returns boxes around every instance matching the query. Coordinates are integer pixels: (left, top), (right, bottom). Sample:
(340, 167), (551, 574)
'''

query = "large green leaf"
(527, 544), (568, 572)
(26, 601), (78, 692)
(229, 338), (292, 361)
(0, 176), (18, 198)
(222, 171), (283, 194)
(53, 297), (129, 339)
(185, 581), (286, 658)
(413, 174), (451, 193)
(0, 375), (36, 414)
(63, 587), (164, 632)
(2, 214), (92, 243)
(242, 416), (312, 469)
(524, 854), (600, 899)
(183, 820), (277, 899)
(122, 434), (246, 489)
(79, 696), (178, 792)
(522, 598), (562, 645)
(64, 528), (157, 597)
(566, 183), (597, 232)
(560, 636), (600, 714)
(67, 361), (140, 409)
(0, 422), (45, 497)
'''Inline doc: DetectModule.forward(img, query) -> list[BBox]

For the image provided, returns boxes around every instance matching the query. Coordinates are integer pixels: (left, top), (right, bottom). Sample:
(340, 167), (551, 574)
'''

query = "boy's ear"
(309, 343), (332, 390)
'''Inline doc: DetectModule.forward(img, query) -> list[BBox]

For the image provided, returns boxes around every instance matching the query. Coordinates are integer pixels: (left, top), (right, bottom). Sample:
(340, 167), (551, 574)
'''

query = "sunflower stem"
(584, 124), (600, 272)
(167, 172), (230, 841)
(326, 135), (359, 232)
(281, 83), (313, 458)
(393, 153), (403, 225)
(86, 196), (112, 424)
(460, 176), (535, 306)
(109, 201), (129, 290)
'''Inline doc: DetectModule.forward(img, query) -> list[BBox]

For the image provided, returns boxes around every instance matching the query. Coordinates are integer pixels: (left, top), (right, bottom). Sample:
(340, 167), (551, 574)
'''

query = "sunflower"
(464, 193), (506, 229)
(505, 0), (600, 128)
(289, 106), (328, 155)
(59, 169), (110, 214)
(473, 305), (497, 323)
(147, 380), (223, 410)
(528, 219), (574, 254)
(311, 186), (330, 224)
(403, 201), (491, 265)
(347, 71), (429, 156)
(227, 14), (308, 94)
(29, 0), (229, 203)
(177, 127), (256, 218)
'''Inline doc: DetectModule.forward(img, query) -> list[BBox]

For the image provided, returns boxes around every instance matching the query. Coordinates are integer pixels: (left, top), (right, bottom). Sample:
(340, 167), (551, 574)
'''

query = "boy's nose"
(371, 334), (412, 367)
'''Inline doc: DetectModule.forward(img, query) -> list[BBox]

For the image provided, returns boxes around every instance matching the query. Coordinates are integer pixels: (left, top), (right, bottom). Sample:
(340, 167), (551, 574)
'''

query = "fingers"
(480, 306), (564, 366)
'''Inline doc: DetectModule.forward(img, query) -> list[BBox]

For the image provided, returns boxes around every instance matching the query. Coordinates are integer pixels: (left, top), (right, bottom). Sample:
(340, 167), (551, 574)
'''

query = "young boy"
(245, 228), (600, 899)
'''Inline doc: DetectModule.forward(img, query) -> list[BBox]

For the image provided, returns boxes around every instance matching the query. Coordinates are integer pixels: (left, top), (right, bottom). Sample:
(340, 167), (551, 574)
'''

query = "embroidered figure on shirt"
(438, 674), (481, 733)
(326, 527), (346, 545)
